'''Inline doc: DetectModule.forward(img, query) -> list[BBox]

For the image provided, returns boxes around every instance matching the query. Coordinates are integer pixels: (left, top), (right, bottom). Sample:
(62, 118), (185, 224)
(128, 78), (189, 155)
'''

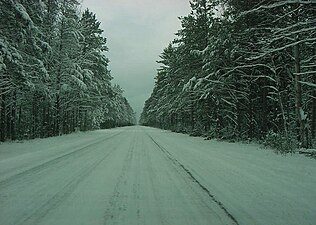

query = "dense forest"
(0, 0), (135, 141)
(140, 0), (316, 150)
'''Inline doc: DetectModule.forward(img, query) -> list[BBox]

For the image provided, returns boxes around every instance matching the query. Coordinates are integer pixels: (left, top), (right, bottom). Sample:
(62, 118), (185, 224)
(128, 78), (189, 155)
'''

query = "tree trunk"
(260, 78), (268, 137)
(312, 75), (316, 140)
(294, 41), (307, 147)
(18, 105), (22, 140)
(0, 94), (6, 141)
(11, 91), (16, 141)
(294, 6), (308, 148)
(6, 98), (11, 140)
(55, 94), (62, 135)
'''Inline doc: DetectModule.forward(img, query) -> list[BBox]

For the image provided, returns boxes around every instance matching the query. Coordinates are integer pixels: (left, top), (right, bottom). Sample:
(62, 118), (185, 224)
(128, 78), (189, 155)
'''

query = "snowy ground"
(0, 126), (315, 225)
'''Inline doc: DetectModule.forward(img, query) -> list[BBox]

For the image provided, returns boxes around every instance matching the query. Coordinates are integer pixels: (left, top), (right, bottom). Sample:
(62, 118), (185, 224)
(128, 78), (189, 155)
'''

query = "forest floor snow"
(0, 126), (315, 225)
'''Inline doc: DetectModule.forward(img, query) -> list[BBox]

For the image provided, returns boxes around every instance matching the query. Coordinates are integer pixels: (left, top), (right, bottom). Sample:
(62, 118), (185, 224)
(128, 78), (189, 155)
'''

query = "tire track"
(0, 131), (123, 189)
(103, 132), (136, 225)
(131, 135), (141, 225)
(147, 133), (240, 225)
(15, 137), (120, 225)
(143, 138), (171, 225)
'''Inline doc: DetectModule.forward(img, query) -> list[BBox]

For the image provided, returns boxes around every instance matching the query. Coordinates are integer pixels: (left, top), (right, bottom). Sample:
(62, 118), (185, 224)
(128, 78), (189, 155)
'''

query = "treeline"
(0, 0), (135, 141)
(140, 0), (316, 149)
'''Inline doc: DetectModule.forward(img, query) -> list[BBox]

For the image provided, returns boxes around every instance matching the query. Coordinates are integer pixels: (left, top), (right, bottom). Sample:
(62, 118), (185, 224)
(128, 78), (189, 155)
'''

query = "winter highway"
(0, 126), (315, 225)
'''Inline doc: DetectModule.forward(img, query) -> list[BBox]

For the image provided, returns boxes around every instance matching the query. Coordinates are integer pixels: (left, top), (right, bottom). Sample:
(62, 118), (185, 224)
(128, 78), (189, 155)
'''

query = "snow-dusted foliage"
(140, 0), (316, 149)
(0, 1), (135, 141)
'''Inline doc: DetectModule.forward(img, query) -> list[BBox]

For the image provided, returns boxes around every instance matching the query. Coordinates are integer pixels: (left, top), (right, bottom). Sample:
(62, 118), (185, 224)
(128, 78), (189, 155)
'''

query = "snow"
(13, 2), (33, 25)
(71, 74), (87, 90)
(183, 76), (196, 91)
(300, 107), (308, 121)
(194, 78), (204, 90)
(299, 80), (316, 88)
(190, 46), (209, 57)
(0, 55), (5, 71)
(0, 126), (315, 225)
(147, 127), (316, 225)
(249, 37), (316, 60)
(241, 0), (316, 16)
(38, 0), (46, 9)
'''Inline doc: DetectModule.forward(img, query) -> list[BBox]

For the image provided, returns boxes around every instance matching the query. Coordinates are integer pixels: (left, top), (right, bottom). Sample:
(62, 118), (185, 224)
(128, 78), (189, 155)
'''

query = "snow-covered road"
(0, 126), (315, 225)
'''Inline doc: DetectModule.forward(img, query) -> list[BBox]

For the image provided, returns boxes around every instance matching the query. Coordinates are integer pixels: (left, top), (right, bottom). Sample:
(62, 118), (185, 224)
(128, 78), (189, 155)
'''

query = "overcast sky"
(81, 0), (191, 120)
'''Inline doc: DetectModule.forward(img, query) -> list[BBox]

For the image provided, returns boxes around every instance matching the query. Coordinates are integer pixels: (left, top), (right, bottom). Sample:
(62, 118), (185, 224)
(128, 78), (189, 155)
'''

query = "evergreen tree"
(0, 1), (135, 141)
(141, 0), (316, 150)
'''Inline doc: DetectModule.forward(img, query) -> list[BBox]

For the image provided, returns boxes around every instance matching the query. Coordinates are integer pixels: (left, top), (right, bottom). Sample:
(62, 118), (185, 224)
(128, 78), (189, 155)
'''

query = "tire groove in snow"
(142, 136), (170, 225)
(103, 132), (136, 225)
(147, 133), (240, 225)
(16, 140), (119, 225)
(0, 131), (123, 189)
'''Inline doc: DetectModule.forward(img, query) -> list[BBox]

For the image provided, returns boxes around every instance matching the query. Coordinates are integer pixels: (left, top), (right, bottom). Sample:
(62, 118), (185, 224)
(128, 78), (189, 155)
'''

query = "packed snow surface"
(0, 126), (315, 225)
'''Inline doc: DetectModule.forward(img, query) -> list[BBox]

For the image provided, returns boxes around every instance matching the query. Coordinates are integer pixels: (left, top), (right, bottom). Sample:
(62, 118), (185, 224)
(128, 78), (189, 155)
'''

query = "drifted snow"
(0, 126), (315, 225)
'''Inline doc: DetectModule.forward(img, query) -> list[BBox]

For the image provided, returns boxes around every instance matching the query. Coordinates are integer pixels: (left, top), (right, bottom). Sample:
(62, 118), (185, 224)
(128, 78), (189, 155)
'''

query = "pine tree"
(0, 1), (135, 141)
(141, 0), (316, 150)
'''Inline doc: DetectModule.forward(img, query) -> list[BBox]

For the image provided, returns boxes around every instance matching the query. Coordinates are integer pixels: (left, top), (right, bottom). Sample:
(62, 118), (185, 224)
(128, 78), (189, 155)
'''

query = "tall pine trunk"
(294, 6), (307, 148)
(312, 74), (316, 139)
(10, 91), (16, 140)
(0, 94), (6, 141)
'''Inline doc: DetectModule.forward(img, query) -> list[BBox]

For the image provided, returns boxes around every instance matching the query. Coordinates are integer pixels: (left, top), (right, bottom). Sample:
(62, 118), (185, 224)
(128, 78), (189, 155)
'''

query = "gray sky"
(81, 0), (191, 120)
